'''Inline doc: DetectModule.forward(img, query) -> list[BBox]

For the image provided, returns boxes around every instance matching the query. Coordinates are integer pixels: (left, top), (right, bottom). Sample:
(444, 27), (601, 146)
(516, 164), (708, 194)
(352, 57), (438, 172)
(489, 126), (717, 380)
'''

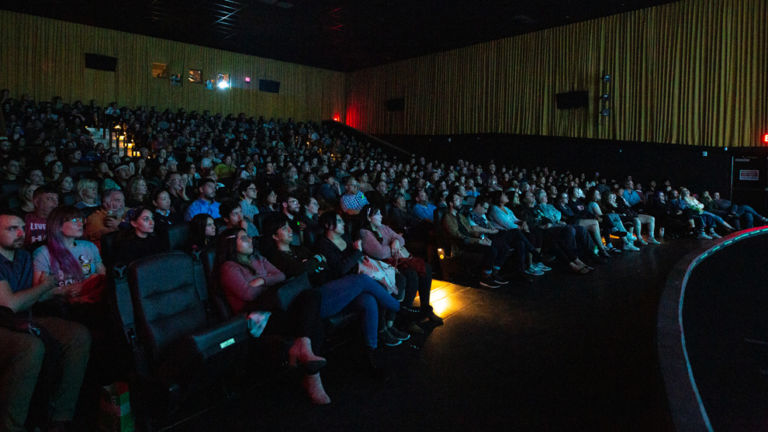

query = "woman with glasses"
(32, 206), (106, 325)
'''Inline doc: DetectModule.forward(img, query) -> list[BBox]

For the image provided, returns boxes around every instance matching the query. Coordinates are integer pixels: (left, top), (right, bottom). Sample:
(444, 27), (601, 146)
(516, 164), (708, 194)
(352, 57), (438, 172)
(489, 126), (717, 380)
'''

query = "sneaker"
(638, 238), (649, 246)
(708, 229), (721, 239)
(697, 232), (712, 240)
(492, 274), (511, 285)
(647, 238), (661, 245)
(623, 243), (640, 251)
(523, 266), (545, 276)
(478, 276), (501, 289)
(387, 326), (411, 341)
(423, 310), (444, 325)
(534, 262), (552, 272)
(379, 329), (402, 347)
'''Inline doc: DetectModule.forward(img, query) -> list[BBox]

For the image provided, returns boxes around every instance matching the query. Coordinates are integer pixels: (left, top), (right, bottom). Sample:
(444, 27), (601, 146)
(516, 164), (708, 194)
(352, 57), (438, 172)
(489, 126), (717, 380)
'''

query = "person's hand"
(249, 278), (265, 288)
(104, 215), (119, 229)
(353, 239), (362, 251)
(53, 281), (82, 299)
(36, 274), (58, 300)
(489, 228), (499, 234)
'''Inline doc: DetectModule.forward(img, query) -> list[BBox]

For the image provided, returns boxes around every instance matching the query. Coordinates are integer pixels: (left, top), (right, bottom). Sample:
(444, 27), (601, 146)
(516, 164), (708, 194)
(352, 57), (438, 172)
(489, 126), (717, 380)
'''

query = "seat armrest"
(187, 315), (249, 360)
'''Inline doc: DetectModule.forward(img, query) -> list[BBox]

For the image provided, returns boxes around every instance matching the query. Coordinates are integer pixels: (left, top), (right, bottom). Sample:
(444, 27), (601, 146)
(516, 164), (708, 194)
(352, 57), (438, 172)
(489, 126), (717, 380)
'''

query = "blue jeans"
(732, 205), (764, 229)
(317, 274), (400, 348)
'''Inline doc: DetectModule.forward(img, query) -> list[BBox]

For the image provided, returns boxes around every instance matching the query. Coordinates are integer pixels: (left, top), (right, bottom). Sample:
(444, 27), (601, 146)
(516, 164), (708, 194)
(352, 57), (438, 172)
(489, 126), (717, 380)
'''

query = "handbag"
(358, 256), (399, 295)
(388, 256), (427, 277)
(385, 245), (427, 276)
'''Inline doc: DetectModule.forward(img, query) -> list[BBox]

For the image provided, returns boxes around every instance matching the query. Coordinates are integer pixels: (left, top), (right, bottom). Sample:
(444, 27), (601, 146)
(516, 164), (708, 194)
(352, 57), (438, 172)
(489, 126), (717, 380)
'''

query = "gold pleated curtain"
(0, 11), (347, 122)
(346, 0), (768, 147)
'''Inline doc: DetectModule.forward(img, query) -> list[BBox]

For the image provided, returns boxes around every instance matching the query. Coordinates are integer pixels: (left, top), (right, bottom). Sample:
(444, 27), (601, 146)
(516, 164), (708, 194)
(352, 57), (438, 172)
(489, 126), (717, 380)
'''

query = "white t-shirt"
(33, 240), (102, 286)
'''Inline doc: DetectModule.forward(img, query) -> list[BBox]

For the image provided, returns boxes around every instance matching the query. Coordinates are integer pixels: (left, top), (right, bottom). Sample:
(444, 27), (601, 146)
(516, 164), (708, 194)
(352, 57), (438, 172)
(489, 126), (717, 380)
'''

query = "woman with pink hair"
(32, 206), (106, 325)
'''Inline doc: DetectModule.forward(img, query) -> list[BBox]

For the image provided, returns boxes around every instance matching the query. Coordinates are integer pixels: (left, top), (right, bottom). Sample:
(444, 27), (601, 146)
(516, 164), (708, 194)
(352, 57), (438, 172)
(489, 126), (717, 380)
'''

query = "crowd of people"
(1, 90), (766, 430)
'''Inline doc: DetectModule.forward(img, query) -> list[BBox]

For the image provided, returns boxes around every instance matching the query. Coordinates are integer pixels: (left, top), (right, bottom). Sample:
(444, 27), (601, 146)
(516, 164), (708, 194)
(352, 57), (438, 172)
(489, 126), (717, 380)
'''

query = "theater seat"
(433, 207), (483, 282)
(197, 247), (233, 322)
(100, 230), (119, 268)
(165, 223), (189, 251)
(117, 251), (249, 425)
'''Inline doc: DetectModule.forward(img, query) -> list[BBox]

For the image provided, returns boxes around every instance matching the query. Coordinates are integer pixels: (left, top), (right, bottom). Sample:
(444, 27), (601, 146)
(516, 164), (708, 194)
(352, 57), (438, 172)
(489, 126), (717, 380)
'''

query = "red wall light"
(332, 114), (340, 122)
(763, 133), (768, 144)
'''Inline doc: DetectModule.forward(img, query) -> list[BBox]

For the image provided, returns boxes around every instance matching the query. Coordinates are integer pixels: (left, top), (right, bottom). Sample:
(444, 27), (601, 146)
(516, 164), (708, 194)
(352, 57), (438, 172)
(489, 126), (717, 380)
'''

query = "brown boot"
(302, 373), (331, 405)
(288, 337), (327, 373)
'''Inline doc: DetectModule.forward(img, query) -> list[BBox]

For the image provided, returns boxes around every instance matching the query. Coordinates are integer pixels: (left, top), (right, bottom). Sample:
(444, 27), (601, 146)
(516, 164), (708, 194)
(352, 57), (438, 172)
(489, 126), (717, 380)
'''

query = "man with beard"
(184, 178), (221, 221)
(0, 211), (91, 432)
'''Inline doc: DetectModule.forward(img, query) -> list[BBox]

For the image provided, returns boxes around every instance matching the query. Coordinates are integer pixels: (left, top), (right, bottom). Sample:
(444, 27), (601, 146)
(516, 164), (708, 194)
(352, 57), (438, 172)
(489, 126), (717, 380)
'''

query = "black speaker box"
(84, 53), (117, 71)
(259, 80), (280, 93)
(555, 91), (588, 109)
(385, 98), (405, 111)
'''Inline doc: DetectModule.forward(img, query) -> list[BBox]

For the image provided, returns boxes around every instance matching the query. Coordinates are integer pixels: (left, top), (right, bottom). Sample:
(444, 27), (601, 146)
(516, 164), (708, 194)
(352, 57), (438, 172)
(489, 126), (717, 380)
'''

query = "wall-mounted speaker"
(385, 98), (404, 111)
(259, 79), (280, 93)
(555, 91), (588, 109)
(84, 53), (117, 71)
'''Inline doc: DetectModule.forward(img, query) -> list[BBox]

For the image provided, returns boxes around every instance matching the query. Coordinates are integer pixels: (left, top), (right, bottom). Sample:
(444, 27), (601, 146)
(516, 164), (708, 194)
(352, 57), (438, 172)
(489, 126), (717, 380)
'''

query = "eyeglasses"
(69, 217), (84, 224)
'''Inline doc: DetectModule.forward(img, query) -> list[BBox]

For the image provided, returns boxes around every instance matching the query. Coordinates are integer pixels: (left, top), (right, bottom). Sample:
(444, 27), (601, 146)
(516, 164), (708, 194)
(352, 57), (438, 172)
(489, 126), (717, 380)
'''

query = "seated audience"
(24, 186), (59, 247)
(703, 191), (768, 230)
(265, 215), (402, 361)
(359, 205), (442, 324)
(113, 206), (166, 266)
(188, 213), (217, 252)
(185, 178), (221, 222)
(215, 228), (330, 404)
(441, 192), (505, 289)
(73, 178), (100, 216)
(238, 180), (260, 238)
(340, 178), (369, 216)
(85, 189), (127, 249)
(151, 188), (182, 231)
(0, 210), (91, 432)
(17, 184), (38, 215)
(32, 206), (107, 327)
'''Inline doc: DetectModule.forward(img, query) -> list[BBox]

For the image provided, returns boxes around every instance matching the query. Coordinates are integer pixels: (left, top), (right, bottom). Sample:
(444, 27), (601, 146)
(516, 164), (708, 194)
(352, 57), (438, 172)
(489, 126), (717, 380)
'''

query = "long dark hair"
(215, 227), (257, 276)
(359, 204), (384, 240)
(488, 190), (504, 207)
(188, 213), (214, 250)
(45, 206), (85, 280)
(319, 211), (340, 234)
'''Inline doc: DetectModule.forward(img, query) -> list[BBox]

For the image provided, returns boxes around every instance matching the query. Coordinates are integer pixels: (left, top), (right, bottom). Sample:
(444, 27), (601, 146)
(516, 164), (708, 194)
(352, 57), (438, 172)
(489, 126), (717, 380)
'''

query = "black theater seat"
(114, 251), (249, 426)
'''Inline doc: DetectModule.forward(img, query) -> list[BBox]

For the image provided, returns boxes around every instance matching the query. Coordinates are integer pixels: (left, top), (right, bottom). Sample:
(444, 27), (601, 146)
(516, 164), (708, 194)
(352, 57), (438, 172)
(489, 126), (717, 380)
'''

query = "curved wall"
(658, 227), (768, 431)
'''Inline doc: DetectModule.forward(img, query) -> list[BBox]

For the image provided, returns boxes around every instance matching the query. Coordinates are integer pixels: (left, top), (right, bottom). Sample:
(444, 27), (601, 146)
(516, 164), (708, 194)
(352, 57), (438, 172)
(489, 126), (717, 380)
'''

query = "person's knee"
(67, 322), (92, 356)
(354, 293), (378, 315)
(16, 335), (46, 371)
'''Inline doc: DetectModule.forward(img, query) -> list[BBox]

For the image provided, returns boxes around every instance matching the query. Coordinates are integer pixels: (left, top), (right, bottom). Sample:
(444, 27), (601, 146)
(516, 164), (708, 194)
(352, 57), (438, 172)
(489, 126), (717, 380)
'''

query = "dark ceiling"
(3, 0), (678, 71)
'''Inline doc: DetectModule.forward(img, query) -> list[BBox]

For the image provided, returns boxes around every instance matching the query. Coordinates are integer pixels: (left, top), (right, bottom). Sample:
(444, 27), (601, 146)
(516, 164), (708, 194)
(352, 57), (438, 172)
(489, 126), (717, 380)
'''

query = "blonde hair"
(76, 178), (98, 197)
